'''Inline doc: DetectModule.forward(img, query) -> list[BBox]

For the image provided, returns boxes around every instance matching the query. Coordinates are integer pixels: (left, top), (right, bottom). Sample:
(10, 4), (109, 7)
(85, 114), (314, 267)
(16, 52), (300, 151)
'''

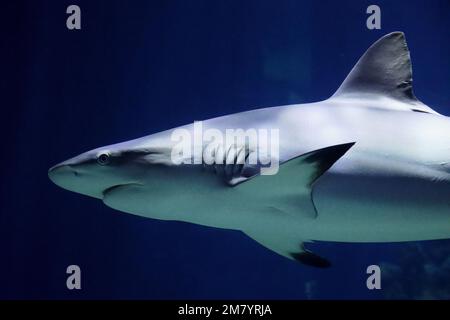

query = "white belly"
(309, 171), (450, 242)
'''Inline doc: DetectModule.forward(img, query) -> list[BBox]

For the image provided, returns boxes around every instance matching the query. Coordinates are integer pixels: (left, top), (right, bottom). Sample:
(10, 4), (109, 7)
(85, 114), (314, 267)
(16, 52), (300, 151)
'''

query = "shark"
(49, 32), (450, 267)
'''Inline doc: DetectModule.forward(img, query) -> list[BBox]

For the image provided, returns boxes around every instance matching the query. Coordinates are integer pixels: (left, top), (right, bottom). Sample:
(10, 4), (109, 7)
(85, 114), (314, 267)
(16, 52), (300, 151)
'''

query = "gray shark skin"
(49, 32), (450, 267)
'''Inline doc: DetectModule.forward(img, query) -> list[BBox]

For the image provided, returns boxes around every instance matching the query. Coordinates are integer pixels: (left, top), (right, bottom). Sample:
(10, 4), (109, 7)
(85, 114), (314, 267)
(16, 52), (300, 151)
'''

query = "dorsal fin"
(333, 32), (415, 101)
(332, 32), (439, 114)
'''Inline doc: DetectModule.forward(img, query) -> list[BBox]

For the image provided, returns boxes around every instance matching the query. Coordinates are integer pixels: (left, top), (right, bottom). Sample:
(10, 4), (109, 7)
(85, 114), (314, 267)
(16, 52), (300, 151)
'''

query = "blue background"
(1, 0), (450, 299)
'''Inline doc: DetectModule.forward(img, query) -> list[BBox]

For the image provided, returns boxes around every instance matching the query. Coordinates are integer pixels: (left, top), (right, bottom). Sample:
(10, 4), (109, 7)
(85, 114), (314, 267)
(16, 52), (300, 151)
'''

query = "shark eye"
(97, 153), (110, 165)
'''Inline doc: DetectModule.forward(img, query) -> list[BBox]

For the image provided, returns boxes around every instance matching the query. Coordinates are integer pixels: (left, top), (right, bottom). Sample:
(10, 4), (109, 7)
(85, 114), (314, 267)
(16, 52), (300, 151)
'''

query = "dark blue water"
(1, 0), (450, 299)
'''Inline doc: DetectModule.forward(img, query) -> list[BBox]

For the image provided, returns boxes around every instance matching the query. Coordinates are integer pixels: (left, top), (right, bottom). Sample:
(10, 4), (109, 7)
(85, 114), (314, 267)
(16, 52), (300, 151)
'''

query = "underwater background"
(1, 0), (450, 299)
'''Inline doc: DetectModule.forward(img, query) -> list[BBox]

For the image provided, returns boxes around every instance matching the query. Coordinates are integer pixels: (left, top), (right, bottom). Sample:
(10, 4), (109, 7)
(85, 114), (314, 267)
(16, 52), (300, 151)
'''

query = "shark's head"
(48, 130), (230, 220)
(48, 142), (156, 200)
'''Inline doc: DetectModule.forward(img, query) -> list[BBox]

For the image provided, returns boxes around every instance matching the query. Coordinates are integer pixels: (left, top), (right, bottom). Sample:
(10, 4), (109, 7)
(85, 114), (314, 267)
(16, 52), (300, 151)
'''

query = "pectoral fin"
(244, 228), (331, 268)
(236, 142), (355, 218)
(237, 143), (355, 267)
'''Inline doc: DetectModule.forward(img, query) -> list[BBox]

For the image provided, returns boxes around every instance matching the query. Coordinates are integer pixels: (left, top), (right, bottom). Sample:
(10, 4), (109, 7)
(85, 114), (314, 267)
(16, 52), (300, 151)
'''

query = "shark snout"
(48, 163), (80, 188)
(48, 163), (78, 176)
(48, 162), (105, 199)
(48, 153), (138, 199)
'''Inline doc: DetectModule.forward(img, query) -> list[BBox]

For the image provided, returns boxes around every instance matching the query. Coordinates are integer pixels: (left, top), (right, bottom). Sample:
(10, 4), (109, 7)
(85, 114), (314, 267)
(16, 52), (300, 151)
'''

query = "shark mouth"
(102, 183), (142, 198)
